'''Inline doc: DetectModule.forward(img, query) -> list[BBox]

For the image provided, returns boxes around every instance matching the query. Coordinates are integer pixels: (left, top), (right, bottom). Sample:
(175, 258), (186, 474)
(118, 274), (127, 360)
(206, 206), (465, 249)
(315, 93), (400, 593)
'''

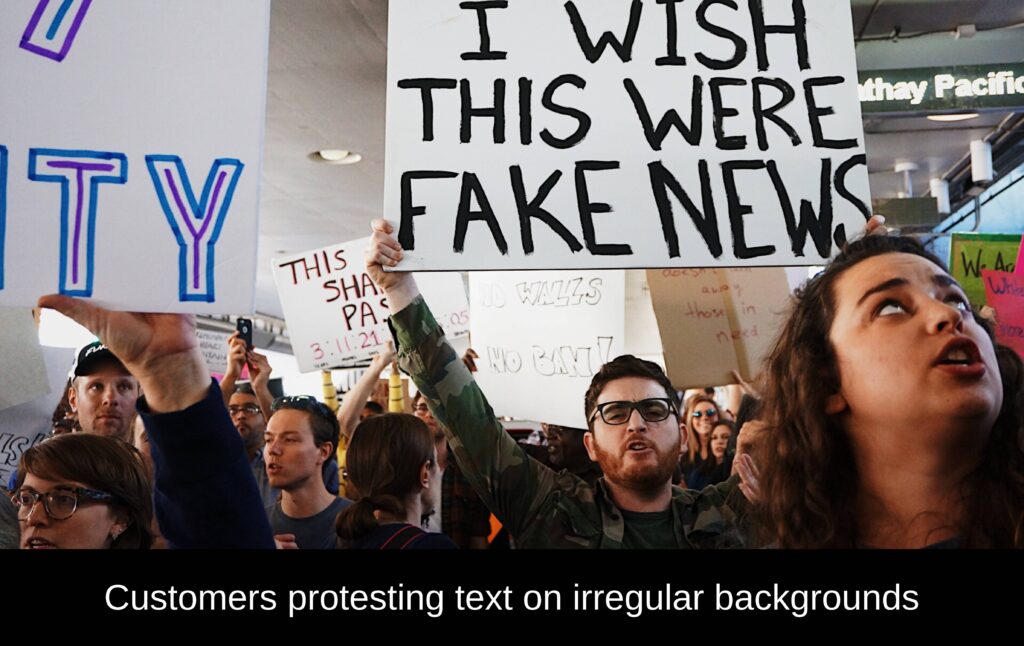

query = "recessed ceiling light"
(926, 113), (980, 122)
(308, 149), (363, 165)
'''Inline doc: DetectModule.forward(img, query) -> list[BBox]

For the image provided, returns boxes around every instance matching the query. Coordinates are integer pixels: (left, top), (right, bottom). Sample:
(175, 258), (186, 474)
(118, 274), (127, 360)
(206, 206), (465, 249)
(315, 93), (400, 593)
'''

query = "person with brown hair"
(66, 341), (140, 443)
(754, 234), (1024, 548)
(36, 294), (274, 549)
(336, 413), (454, 549)
(687, 419), (735, 491)
(365, 220), (743, 549)
(264, 395), (350, 549)
(11, 433), (153, 549)
(679, 394), (720, 488)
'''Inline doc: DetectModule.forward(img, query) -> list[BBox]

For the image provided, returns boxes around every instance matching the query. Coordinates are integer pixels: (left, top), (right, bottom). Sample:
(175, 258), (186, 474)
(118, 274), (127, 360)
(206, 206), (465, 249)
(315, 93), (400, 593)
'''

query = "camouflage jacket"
(393, 296), (744, 549)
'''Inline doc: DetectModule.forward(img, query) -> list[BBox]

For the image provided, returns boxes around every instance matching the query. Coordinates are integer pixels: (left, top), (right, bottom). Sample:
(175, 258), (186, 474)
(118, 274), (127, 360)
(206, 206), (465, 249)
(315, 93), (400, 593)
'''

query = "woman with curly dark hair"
(754, 234), (1024, 548)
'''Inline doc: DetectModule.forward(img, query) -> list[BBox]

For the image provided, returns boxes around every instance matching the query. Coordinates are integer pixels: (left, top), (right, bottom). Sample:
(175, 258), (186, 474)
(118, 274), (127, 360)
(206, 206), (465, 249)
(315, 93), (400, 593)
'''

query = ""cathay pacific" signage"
(858, 63), (1024, 114)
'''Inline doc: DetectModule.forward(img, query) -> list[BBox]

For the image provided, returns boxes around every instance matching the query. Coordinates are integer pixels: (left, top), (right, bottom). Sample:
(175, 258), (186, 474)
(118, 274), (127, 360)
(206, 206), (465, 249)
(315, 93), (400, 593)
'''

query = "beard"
(590, 435), (679, 491)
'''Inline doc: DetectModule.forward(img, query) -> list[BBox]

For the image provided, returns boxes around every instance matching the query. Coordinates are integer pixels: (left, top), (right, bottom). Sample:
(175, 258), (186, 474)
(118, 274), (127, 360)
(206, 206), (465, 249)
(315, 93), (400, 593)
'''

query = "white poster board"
(385, 0), (870, 271)
(469, 270), (625, 428)
(0, 309), (49, 411)
(0, 0), (270, 312)
(274, 238), (470, 373)
(195, 328), (231, 377)
(647, 267), (791, 388)
(0, 346), (73, 486)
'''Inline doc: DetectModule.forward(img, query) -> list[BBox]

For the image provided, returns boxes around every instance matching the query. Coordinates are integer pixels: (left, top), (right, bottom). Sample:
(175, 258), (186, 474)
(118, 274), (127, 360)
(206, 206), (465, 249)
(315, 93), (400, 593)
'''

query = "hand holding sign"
(365, 219), (421, 313)
(385, 0), (871, 271)
(37, 294), (208, 413)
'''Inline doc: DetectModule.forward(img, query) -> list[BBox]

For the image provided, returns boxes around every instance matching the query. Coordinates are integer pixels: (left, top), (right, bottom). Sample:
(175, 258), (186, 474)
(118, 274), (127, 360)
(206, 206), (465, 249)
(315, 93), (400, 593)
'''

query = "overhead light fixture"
(308, 149), (363, 165)
(926, 113), (980, 122)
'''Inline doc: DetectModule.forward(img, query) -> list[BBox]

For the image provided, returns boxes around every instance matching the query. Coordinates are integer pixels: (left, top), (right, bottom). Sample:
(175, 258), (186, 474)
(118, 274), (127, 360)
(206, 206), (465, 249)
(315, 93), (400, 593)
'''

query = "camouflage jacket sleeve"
(391, 296), (562, 538)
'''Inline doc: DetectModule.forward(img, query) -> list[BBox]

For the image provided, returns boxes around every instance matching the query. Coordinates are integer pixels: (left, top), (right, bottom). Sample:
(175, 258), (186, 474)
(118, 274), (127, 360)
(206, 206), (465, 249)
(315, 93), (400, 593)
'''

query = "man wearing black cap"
(68, 341), (140, 443)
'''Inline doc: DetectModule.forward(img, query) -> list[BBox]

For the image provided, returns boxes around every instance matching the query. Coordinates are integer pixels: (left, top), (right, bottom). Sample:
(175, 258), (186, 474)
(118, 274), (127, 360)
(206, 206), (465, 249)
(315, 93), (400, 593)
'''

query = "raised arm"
(246, 349), (275, 421)
(37, 295), (274, 549)
(336, 343), (395, 440)
(365, 220), (561, 537)
(219, 331), (247, 407)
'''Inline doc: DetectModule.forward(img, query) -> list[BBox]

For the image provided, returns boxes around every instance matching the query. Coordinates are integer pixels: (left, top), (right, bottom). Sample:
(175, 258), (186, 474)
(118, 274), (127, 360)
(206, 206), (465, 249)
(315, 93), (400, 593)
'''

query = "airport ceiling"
(254, 0), (1024, 321)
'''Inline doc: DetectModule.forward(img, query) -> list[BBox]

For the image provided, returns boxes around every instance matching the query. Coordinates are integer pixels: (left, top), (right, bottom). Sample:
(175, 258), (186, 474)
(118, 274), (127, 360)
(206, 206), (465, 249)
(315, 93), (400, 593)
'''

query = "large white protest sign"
(385, 0), (870, 271)
(0, 346), (73, 485)
(274, 238), (470, 373)
(469, 270), (624, 428)
(0, 309), (49, 411)
(0, 1), (269, 312)
(647, 267), (791, 388)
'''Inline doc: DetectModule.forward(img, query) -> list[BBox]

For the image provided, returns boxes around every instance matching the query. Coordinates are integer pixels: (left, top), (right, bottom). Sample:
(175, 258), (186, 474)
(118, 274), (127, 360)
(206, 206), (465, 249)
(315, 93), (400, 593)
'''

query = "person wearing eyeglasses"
(686, 419), (736, 492)
(679, 394), (721, 490)
(226, 384), (279, 507)
(365, 220), (743, 549)
(11, 433), (153, 549)
(36, 294), (275, 549)
(264, 396), (351, 549)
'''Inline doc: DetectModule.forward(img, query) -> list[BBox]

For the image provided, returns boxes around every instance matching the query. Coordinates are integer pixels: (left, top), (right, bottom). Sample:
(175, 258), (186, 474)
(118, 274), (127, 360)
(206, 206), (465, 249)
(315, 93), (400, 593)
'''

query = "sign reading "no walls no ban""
(384, 0), (871, 272)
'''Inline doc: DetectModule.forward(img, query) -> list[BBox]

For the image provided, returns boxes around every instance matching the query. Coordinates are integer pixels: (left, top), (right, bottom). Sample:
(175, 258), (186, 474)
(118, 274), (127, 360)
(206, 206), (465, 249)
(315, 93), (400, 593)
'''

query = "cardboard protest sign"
(982, 269), (1024, 358)
(0, 346), (74, 485)
(385, 0), (870, 271)
(0, 308), (49, 411)
(469, 270), (625, 427)
(647, 267), (790, 388)
(0, 1), (270, 312)
(950, 233), (1021, 308)
(273, 238), (470, 373)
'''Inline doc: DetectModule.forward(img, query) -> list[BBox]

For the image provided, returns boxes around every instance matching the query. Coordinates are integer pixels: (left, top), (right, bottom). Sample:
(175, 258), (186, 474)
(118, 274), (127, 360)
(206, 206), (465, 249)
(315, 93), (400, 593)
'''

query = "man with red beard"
(366, 220), (743, 548)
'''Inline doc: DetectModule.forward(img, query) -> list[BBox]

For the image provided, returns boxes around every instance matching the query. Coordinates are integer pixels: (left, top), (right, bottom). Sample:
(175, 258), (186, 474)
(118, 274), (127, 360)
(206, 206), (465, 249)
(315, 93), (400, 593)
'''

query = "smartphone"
(236, 317), (253, 350)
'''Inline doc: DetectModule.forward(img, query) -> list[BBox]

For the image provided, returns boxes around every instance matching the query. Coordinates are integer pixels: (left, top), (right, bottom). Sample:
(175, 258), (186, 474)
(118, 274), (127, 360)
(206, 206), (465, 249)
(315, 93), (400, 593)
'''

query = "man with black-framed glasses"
(366, 220), (743, 549)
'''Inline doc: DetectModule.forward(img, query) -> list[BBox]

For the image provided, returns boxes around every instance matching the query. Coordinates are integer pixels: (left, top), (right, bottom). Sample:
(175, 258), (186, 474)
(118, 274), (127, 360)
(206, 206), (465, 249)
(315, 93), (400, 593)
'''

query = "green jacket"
(393, 296), (744, 549)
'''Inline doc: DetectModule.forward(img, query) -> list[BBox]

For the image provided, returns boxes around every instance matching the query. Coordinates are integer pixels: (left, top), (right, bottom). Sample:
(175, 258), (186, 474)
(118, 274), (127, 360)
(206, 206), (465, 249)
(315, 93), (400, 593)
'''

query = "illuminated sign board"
(858, 63), (1024, 114)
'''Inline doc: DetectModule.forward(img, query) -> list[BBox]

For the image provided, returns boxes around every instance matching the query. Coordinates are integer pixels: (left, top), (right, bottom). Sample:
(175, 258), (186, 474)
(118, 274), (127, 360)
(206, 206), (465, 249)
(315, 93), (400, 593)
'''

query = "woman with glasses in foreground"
(754, 235), (1024, 548)
(12, 433), (153, 549)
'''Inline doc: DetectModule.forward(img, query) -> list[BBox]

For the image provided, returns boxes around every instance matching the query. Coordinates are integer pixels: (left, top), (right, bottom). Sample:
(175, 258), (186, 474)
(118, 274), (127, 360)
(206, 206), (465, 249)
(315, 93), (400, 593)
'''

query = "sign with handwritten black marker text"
(385, 0), (870, 271)
(950, 233), (1021, 308)
(469, 270), (625, 427)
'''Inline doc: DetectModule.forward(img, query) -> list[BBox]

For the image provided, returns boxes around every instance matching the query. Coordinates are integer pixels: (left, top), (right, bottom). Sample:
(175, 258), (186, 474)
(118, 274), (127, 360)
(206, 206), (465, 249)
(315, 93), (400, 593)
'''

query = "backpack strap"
(379, 524), (427, 550)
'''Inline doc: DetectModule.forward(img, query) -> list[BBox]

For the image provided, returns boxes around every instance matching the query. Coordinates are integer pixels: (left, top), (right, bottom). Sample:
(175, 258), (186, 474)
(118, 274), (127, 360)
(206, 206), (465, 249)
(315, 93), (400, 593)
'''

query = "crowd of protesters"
(3, 217), (1023, 549)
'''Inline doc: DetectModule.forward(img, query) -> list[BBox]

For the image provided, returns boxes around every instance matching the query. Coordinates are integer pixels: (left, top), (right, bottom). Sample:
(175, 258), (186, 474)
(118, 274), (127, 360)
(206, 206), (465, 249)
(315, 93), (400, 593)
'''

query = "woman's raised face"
(827, 253), (1002, 451)
(16, 473), (126, 549)
(690, 401), (719, 438)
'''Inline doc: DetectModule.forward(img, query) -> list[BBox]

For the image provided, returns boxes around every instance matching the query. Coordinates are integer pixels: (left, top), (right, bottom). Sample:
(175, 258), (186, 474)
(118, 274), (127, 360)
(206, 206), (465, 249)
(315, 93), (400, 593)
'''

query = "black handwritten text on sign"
(384, 0), (870, 271)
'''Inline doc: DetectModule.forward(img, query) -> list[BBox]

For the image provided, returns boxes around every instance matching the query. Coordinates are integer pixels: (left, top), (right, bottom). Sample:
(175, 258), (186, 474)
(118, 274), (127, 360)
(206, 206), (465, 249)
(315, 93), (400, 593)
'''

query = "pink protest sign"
(982, 269), (1024, 358)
